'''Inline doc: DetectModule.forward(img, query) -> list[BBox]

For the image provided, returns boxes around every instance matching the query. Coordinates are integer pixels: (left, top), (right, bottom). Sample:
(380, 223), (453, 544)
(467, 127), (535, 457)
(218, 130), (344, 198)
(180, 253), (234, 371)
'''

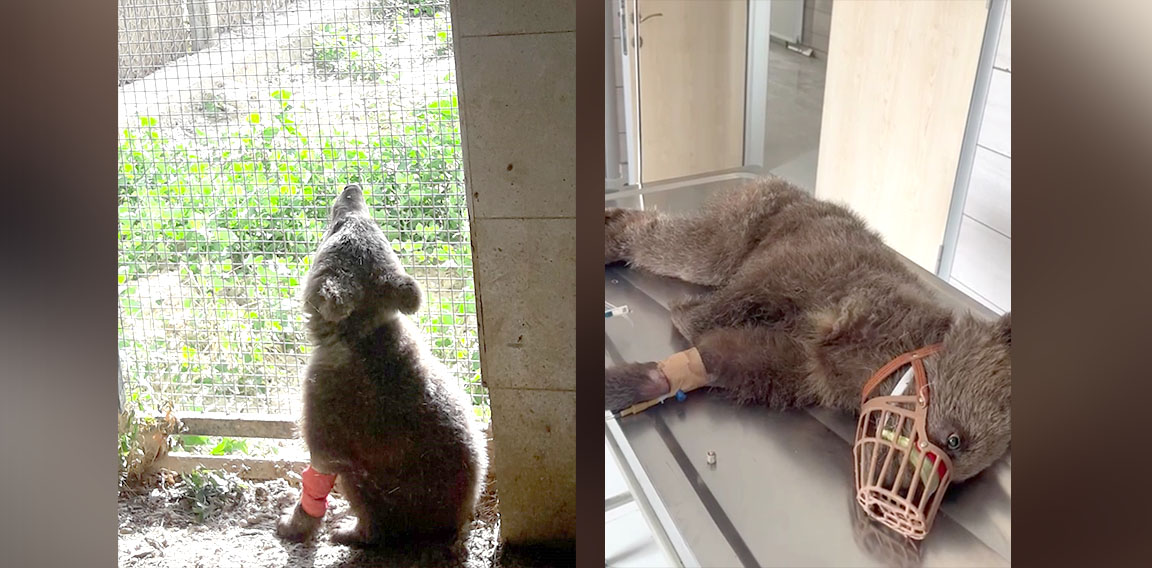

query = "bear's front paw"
(275, 503), (322, 543)
(605, 361), (668, 412)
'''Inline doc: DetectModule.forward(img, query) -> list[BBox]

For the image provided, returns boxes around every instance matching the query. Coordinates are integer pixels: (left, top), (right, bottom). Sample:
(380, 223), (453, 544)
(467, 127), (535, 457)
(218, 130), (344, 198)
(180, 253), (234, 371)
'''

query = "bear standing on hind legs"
(276, 184), (487, 548)
(605, 177), (1011, 483)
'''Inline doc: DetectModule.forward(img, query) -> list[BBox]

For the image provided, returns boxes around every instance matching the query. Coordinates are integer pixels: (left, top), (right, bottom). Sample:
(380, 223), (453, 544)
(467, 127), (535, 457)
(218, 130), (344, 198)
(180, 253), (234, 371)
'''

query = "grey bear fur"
(605, 177), (1010, 482)
(276, 184), (487, 547)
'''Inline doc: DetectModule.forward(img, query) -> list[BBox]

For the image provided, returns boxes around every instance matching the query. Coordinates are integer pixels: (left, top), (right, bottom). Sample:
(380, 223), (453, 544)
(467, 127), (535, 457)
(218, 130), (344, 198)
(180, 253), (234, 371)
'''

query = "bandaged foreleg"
(299, 465), (337, 518)
(620, 348), (710, 416)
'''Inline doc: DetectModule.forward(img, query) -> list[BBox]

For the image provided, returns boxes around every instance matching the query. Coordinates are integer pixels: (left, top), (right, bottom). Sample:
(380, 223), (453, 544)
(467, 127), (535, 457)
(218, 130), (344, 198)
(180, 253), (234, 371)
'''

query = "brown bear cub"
(276, 184), (487, 547)
(605, 177), (1010, 483)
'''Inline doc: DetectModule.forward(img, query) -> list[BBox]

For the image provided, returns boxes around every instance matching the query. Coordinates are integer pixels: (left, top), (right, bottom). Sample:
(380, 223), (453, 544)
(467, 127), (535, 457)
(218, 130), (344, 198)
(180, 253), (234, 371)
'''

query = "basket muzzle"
(853, 344), (952, 540)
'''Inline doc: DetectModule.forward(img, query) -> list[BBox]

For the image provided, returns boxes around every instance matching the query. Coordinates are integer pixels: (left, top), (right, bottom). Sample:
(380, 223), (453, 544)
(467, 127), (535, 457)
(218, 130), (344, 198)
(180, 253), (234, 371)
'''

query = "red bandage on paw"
(299, 465), (337, 518)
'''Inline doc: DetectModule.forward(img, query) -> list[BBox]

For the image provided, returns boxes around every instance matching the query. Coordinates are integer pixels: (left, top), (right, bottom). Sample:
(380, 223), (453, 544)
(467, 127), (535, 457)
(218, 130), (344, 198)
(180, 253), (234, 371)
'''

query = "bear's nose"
(342, 184), (362, 197)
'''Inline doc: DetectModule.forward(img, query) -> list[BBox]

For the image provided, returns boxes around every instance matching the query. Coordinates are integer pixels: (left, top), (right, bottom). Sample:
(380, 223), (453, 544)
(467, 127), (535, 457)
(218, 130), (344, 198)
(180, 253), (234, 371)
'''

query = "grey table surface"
(604, 182), (1011, 568)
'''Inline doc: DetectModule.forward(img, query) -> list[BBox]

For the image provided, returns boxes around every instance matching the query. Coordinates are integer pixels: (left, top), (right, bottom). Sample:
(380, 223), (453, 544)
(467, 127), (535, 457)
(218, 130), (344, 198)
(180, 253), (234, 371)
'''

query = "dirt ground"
(117, 469), (563, 568)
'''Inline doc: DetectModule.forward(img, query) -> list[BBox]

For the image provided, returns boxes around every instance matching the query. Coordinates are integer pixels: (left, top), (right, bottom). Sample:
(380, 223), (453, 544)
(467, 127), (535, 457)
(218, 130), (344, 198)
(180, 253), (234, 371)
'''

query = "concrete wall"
(118, 0), (294, 83)
(449, 0), (577, 545)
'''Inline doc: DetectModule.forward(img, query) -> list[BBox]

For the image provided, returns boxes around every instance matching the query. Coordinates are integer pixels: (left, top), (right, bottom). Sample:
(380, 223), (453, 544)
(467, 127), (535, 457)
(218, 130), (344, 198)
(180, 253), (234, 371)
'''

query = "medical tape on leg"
(299, 465), (337, 518)
(620, 347), (709, 417)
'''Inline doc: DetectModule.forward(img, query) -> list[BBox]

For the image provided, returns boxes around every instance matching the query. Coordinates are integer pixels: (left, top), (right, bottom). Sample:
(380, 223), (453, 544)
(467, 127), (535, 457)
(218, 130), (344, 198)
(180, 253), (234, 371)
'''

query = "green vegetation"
(311, 23), (398, 80)
(118, 7), (485, 468)
(118, 89), (486, 424)
(178, 468), (249, 522)
(118, 393), (184, 487)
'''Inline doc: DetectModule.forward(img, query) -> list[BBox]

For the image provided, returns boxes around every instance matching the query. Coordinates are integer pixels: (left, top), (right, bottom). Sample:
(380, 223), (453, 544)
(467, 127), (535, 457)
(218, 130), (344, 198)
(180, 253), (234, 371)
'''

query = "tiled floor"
(761, 42), (827, 191)
(604, 43), (829, 567)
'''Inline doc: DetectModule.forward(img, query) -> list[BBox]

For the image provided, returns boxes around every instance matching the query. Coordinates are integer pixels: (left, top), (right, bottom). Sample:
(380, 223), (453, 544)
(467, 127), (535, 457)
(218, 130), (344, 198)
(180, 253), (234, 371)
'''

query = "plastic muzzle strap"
(853, 344), (953, 540)
(620, 348), (710, 417)
(299, 465), (337, 518)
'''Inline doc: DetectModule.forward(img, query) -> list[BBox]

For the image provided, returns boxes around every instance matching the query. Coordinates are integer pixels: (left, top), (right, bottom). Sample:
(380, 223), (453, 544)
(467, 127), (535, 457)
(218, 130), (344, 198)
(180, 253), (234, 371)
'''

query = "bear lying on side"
(605, 177), (1010, 482)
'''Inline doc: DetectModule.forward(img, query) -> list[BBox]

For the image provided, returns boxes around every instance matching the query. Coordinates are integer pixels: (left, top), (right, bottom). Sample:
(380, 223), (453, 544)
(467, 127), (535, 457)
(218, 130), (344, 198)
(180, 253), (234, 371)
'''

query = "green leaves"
(118, 92), (484, 417)
(179, 468), (247, 522)
(210, 437), (249, 456)
(181, 435), (211, 447)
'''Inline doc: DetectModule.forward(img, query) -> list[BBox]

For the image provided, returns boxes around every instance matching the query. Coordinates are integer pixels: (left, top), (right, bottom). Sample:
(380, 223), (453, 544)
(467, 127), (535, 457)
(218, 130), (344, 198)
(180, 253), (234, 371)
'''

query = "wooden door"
(635, 0), (748, 183)
(814, 0), (989, 271)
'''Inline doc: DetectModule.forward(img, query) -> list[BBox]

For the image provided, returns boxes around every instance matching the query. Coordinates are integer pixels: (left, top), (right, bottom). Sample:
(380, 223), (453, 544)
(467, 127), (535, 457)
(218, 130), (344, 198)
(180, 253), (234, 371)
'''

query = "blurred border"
(575, 0), (607, 566)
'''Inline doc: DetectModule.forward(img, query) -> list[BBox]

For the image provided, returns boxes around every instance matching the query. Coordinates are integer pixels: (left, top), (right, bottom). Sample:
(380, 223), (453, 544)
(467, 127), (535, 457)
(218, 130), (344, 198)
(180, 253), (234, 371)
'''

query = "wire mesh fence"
(117, 0), (487, 421)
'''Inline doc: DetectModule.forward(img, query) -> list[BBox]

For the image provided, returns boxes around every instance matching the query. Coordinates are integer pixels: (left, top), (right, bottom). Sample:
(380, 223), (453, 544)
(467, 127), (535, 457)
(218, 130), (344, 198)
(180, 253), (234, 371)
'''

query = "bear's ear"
(304, 269), (362, 322)
(379, 273), (423, 315)
(996, 312), (1011, 346)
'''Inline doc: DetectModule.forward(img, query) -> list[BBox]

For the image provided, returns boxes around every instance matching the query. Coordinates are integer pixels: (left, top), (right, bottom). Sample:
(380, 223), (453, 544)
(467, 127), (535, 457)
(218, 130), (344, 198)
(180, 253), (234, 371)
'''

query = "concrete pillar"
(449, 0), (576, 545)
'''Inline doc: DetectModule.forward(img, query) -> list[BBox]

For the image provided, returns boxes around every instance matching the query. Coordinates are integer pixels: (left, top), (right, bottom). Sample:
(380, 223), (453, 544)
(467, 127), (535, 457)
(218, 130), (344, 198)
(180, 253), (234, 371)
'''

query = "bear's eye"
(946, 433), (962, 451)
